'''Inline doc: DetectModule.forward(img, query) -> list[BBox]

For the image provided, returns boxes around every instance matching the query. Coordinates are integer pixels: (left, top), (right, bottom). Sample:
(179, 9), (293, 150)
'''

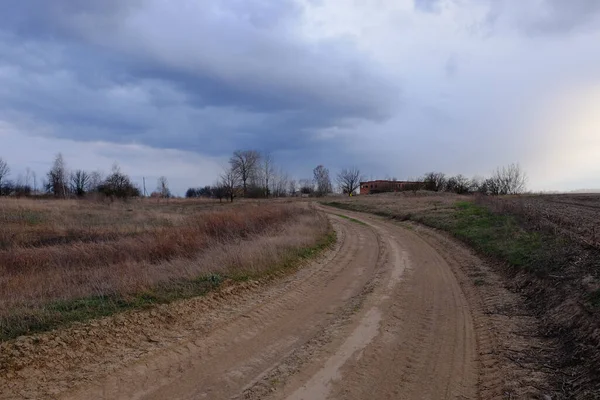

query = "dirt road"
(3, 207), (548, 399)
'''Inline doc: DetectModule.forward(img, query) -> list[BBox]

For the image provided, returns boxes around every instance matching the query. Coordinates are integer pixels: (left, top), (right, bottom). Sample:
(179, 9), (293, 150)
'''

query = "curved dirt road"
(56, 206), (487, 400)
(5, 206), (543, 399)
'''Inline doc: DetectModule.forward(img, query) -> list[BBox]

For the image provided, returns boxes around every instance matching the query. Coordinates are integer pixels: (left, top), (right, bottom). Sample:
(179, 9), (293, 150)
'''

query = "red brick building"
(359, 180), (422, 195)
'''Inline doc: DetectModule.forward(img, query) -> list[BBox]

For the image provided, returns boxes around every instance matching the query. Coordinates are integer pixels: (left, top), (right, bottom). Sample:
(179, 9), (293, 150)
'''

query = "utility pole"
(143, 177), (147, 197)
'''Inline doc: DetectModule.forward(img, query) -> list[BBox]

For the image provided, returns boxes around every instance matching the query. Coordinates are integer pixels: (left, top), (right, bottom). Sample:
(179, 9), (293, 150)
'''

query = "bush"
(97, 168), (140, 200)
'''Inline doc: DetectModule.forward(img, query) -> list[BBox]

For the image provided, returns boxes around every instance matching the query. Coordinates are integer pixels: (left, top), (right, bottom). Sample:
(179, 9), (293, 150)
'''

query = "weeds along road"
(24, 206), (531, 399)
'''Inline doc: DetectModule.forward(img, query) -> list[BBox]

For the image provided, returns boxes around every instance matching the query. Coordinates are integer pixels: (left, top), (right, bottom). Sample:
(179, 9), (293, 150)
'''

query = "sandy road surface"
(4, 206), (544, 399)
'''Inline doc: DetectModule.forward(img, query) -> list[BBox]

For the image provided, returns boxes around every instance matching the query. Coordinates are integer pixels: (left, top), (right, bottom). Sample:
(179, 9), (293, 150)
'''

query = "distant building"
(359, 180), (423, 195)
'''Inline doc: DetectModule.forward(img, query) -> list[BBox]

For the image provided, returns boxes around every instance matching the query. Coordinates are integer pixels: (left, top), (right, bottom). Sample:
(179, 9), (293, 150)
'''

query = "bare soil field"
(0, 205), (552, 399)
(481, 193), (600, 248)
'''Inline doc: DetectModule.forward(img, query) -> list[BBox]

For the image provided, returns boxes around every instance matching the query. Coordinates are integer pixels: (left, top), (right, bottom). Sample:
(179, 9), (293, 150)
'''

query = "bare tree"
(490, 163), (527, 195)
(337, 167), (363, 196)
(230, 150), (261, 197)
(271, 168), (290, 197)
(212, 183), (227, 203)
(0, 157), (9, 190)
(221, 167), (240, 202)
(156, 176), (171, 198)
(422, 172), (447, 192)
(87, 171), (103, 193)
(46, 153), (68, 198)
(299, 179), (314, 195)
(98, 164), (140, 200)
(313, 165), (332, 197)
(445, 174), (471, 194)
(261, 152), (274, 198)
(288, 179), (297, 196)
(70, 170), (90, 197)
(25, 167), (31, 188)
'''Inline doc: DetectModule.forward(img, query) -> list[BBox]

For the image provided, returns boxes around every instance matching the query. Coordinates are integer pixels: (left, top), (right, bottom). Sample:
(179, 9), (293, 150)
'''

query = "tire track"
(61, 217), (380, 400)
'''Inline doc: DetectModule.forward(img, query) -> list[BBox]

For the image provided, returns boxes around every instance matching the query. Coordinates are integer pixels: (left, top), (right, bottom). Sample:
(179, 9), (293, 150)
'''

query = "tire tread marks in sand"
(408, 221), (556, 399)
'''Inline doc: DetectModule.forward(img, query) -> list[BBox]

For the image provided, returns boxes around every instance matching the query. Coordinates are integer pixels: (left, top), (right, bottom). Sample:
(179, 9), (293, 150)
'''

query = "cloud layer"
(1, 0), (599, 192)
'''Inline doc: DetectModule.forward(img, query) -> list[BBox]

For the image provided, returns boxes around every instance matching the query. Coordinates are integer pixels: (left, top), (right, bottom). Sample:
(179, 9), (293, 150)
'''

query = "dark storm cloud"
(0, 0), (141, 39)
(0, 0), (396, 158)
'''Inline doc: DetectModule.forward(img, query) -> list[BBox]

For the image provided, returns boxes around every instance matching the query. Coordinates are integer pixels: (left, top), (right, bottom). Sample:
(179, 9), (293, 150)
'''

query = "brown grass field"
(0, 197), (331, 340)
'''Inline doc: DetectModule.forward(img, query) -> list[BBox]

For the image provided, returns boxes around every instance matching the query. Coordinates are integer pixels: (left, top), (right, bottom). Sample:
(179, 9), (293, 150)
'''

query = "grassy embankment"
(325, 193), (600, 397)
(0, 198), (334, 341)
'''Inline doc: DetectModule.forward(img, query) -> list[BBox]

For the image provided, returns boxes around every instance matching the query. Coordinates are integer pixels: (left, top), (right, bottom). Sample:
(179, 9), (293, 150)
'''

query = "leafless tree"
(422, 172), (447, 192)
(261, 152), (274, 198)
(98, 164), (140, 199)
(46, 153), (68, 198)
(70, 170), (90, 197)
(212, 183), (227, 203)
(490, 163), (527, 195)
(230, 150), (261, 197)
(0, 157), (9, 190)
(445, 174), (471, 194)
(156, 176), (171, 198)
(271, 168), (289, 197)
(288, 179), (297, 196)
(313, 165), (332, 197)
(299, 179), (313, 195)
(25, 167), (32, 188)
(221, 167), (240, 202)
(337, 167), (362, 196)
(88, 171), (103, 192)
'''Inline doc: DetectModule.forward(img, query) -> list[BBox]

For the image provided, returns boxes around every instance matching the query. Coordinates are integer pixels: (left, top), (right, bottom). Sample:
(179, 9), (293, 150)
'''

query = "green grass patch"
(0, 230), (336, 341)
(419, 201), (569, 274)
(325, 199), (571, 275)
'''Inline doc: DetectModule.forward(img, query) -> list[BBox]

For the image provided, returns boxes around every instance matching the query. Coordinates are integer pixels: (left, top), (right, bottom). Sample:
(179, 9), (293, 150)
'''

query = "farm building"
(359, 180), (423, 195)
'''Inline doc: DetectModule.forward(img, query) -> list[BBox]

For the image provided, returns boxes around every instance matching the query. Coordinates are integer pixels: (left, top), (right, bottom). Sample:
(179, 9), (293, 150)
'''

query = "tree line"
(0, 150), (528, 201)
(0, 154), (171, 200)
(185, 150), (365, 201)
(420, 164), (527, 195)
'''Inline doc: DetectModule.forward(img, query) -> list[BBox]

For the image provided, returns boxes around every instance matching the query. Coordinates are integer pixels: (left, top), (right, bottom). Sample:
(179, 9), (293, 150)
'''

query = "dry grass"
(324, 191), (465, 219)
(0, 198), (331, 339)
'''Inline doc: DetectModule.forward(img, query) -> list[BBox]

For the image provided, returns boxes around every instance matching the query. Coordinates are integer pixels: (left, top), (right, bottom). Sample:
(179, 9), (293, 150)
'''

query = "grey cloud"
(524, 0), (600, 34)
(0, 0), (397, 159)
(0, 0), (141, 39)
(2, 1), (598, 192)
(480, 0), (600, 36)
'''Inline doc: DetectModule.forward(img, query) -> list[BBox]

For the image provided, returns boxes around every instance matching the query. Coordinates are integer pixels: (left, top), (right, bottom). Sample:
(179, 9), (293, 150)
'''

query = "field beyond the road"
(0, 198), (331, 340)
(325, 191), (600, 397)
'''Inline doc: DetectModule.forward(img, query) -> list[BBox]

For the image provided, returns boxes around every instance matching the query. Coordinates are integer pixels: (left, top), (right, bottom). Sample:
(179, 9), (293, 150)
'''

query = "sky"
(1, 0), (600, 195)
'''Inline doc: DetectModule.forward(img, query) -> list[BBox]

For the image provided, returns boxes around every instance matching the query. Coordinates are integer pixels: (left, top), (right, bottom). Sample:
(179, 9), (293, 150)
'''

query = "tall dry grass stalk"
(0, 198), (330, 338)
